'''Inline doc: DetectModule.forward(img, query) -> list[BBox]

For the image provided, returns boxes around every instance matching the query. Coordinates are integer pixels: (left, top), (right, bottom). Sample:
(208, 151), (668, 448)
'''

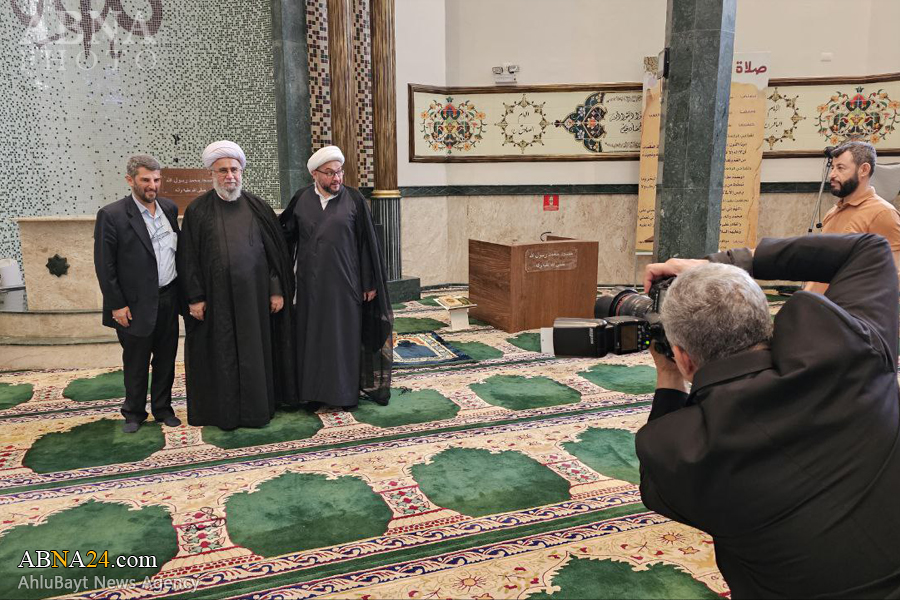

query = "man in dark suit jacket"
(94, 155), (182, 433)
(638, 233), (900, 598)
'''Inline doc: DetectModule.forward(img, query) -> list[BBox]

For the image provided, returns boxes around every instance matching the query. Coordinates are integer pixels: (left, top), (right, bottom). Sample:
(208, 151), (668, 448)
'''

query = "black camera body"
(551, 277), (674, 359)
(595, 276), (674, 357)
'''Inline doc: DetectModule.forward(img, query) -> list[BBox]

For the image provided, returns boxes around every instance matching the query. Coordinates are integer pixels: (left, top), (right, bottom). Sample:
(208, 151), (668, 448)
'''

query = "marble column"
(271, 0), (313, 205)
(327, 0), (359, 188)
(654, 0), (736, 261)
(370, 0), (401, 281)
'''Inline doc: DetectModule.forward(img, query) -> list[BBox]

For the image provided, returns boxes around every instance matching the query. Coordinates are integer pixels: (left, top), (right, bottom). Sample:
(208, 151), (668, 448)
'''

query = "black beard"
(133, 189), (155, 204)
(831, 175), (859, 198)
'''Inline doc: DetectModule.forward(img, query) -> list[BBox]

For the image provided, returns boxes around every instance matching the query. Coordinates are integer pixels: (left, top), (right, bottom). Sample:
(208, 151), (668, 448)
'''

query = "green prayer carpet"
(22, 419), (166, 473)
(578, 363), (658, 395)
(563, 428), (642, 485)
(63, 370), (127, 402)
(226, 472), (393, 556)
(353, 389), (459, 428)
(412, 448), (572, 517)
(0, 382), (32, 410)
(506, 332), (542, 352)
(0, 500), (178, 600)
(471, 375), (581, 410)
(393, 317), (448, 334)
(202, 408), (323, 450)
(527, 558), (720, 600)
(449, 340), (504, 361)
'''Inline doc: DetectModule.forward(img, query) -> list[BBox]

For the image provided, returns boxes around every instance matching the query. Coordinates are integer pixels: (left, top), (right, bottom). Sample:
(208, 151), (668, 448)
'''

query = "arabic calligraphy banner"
(635, 53), (770, 253)
(410, 72), (900, 162)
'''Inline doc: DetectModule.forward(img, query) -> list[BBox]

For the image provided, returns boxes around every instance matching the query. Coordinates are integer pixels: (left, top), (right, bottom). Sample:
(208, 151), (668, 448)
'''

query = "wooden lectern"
(469, 239), (599, 333)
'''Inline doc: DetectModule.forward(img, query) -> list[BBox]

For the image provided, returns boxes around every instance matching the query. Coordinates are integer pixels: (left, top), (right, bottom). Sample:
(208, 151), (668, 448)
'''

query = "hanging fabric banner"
(719, 52), (771, 249)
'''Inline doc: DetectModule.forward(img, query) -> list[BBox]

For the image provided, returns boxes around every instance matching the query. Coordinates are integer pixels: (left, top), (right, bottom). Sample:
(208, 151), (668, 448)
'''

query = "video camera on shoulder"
(543, 277), (674, 359)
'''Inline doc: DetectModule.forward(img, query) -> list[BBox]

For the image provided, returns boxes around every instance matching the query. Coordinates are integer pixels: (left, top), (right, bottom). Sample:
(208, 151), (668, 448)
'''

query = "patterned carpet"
(0, 292), (730, 599)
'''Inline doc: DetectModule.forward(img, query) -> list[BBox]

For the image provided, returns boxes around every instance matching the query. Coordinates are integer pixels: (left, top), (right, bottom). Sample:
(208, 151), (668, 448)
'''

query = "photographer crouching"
(637, 233), (900, 599)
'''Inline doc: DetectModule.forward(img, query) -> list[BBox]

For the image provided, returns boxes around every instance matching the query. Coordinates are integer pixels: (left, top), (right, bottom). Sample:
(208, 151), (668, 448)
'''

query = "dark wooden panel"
(469, 240), (512, 332)
(511, 241), (598, 332)
(159, 169), (210, 215)
(469, 239), (598, 333)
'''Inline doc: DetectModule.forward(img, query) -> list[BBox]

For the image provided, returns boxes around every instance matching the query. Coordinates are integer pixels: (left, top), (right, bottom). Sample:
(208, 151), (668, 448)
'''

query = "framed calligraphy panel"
(410, 72), (900, 163)
(409, 83), (643, 162)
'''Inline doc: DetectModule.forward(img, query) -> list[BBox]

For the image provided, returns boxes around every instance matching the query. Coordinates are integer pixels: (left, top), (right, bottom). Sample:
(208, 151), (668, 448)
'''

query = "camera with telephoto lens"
(550, 277), (675, 359)
(592, 277), (675, 357)
(541, 277), (675, 358)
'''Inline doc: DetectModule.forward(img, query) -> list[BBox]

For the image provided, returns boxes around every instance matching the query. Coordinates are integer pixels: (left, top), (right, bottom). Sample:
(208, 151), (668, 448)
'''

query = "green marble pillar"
(654, 0), (736, 260)
(271, 0), (313, 206)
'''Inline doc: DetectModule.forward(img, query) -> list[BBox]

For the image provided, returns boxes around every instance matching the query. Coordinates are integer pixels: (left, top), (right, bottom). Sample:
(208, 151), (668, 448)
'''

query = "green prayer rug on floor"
(563, 427), (642, 484)
(201, 408), (323, 449)
(0, 382), (32, 410)
(225, 472), (393, 556)
(22, 419), (166, 473)
(63, 370), (127, 402)
(393, 317), (448, 334)
(412, 447), (572, 518)
(471, 374), (581, 410)
(449, 340), (505, 361)
(578, 363), (658, 395)
(527, 557), (720, 600)
(506, 332), (542, 352)
(0, 500), (177, 600)
(353, 389), (459, 428)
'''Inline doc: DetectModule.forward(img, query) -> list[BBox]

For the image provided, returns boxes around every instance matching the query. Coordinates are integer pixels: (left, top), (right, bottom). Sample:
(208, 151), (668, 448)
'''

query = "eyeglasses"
(214, 167), (243, 176)
(316, 168), (344, 178)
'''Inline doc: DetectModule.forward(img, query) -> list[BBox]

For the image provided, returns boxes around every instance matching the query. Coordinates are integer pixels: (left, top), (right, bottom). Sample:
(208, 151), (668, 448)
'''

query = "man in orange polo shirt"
(805, 141), (900, 294)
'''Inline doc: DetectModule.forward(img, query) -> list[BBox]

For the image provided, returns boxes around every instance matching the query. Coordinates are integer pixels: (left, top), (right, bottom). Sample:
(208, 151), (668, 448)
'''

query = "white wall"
(396, 0), (449, 187)
(395, 0), (900, 187)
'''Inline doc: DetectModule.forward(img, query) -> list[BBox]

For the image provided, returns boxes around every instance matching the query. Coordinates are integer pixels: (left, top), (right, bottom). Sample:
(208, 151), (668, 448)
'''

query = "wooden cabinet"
(468, 239), (599, 333)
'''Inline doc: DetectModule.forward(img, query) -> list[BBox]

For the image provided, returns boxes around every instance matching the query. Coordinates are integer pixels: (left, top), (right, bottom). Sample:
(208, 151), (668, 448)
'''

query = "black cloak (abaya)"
(178, 189), (296, 429)
(280, 184), (393, 406)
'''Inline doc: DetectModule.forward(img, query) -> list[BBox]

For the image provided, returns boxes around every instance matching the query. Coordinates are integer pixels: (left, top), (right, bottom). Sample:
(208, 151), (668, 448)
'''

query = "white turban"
(307, 145), (345, 174)
(202, 140), (246, 169)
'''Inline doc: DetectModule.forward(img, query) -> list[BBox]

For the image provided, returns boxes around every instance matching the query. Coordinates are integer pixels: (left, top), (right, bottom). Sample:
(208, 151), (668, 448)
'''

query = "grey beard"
(214, 181), (242, 202)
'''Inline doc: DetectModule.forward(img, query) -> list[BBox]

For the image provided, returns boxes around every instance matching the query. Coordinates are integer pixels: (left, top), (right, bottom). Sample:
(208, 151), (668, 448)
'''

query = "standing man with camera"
(638, 233), (900, 598)
(94, 155), (182, 433)
(805, 141), (900, 294)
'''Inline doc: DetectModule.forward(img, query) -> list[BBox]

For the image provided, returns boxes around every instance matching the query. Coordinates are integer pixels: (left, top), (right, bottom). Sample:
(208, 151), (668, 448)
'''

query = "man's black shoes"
(122, 421), (141, 433)
(161, 415), (182, 427)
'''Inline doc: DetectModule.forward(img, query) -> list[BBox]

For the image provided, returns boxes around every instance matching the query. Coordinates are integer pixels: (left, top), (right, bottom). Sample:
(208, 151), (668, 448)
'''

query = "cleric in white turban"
(176, 140), (297, 429)
(306, 145), (345, 175)
(202, 140), (246, 170)
(280, 145), (393, 411)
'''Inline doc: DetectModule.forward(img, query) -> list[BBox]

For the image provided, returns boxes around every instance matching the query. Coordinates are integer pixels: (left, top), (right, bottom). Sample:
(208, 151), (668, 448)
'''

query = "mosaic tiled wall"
(306, 0), (374, 187)
(0, 0), (281, 264)
(307, 0), (332, 150)
(352, 0), (374, 188)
